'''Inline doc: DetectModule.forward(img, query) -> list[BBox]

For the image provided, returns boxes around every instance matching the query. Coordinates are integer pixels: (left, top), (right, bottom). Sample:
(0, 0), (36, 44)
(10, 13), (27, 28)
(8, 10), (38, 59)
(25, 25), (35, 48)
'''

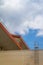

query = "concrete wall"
(0, 50), (43, 65)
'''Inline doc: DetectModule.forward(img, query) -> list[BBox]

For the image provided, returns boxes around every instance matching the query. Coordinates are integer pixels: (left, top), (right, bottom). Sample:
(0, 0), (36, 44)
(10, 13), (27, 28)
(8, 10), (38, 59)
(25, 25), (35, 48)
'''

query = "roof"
(0, 22), (29, 50)
(11, 34), (29, 49)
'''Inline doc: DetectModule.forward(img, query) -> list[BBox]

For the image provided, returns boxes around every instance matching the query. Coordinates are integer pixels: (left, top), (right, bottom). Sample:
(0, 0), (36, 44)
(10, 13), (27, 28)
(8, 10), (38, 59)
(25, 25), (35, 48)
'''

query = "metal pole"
(34, 42), (39, 65)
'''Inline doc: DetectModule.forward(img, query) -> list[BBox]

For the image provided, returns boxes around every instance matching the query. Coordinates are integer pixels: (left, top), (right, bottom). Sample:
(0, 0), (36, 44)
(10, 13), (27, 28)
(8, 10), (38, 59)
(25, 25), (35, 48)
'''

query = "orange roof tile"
(0, 22), (29, 50)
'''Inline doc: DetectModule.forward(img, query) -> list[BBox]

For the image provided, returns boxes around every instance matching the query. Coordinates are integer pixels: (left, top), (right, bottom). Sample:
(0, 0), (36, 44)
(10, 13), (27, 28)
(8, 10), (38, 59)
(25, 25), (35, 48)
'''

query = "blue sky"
(22, 29), (43, 49)
(0, 0), (43, 49)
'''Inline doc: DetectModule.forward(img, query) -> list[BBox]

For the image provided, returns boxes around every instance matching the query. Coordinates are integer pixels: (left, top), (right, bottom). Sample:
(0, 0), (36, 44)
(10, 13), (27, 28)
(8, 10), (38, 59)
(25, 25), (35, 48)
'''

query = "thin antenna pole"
(34, 42), (39, 65)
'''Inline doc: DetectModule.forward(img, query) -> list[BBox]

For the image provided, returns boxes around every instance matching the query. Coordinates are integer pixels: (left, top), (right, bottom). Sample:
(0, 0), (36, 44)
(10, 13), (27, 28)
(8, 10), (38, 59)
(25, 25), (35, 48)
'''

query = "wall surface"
(0, 27), (20, 50)
(0, 50), (43, 65)
(0, 24), (29, 50)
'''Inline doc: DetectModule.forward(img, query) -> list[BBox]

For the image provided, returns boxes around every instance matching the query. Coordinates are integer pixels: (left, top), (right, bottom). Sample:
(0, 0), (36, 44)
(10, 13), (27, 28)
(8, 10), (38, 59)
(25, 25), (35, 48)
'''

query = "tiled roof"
(0, 22), (29, 50)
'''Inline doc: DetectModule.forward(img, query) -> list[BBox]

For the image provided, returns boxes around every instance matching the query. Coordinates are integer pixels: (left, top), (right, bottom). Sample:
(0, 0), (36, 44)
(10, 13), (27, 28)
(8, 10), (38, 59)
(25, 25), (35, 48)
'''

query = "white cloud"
(0, 0), (43, 36)
(23, 16), (43, 36)
(37, 30), (43, 36)
(29, 15), (43, 30)
(0, 0), (23, 11)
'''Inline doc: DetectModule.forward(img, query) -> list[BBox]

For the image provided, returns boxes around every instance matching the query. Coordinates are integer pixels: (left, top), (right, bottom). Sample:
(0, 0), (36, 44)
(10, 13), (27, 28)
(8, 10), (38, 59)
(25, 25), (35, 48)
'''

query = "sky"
(0, 0), (43, 49)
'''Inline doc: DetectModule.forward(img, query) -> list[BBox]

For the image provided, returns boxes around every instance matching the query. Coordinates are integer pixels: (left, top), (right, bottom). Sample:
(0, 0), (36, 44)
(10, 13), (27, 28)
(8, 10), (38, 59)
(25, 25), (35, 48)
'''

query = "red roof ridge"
(0, 22), (29, 50)
(0, 22), (22, 50)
